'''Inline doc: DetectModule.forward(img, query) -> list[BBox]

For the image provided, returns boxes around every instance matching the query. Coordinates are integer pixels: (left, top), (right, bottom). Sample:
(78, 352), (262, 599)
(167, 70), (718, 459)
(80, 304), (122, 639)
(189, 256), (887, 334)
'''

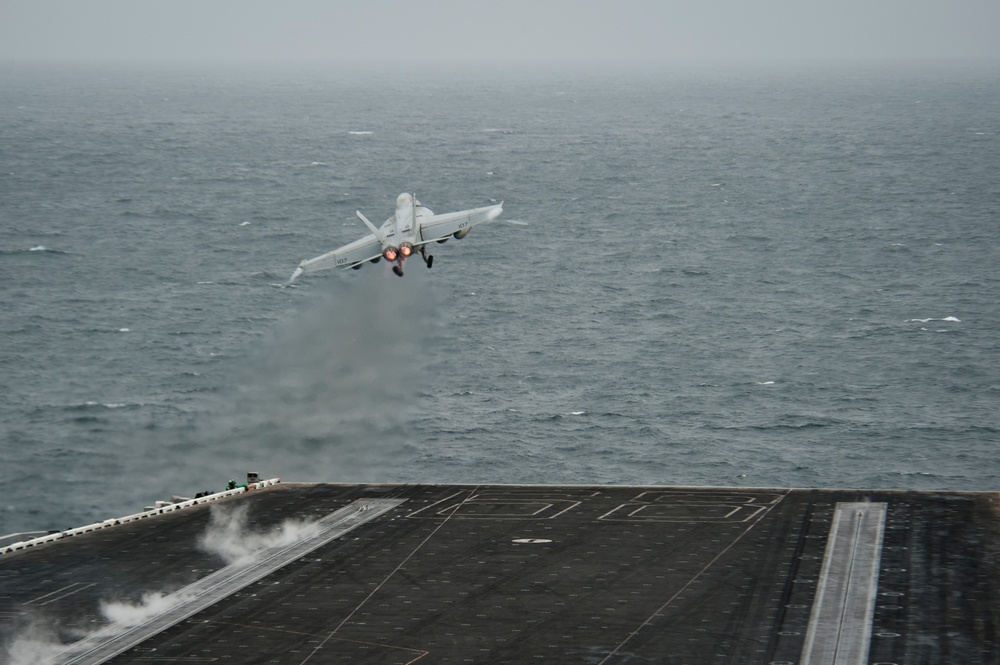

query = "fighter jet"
(288, 193), (503, 282)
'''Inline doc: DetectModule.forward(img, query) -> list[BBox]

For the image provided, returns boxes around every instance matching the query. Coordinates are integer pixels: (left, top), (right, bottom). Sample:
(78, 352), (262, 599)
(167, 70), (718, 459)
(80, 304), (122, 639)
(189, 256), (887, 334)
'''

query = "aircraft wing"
(288, 234), (381, 283)
(416, 203), (503, 245)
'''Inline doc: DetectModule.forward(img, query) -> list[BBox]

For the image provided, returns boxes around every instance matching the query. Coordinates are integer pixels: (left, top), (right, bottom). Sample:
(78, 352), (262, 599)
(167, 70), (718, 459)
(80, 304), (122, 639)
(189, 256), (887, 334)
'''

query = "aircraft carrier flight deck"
(1, 481), (998, 663)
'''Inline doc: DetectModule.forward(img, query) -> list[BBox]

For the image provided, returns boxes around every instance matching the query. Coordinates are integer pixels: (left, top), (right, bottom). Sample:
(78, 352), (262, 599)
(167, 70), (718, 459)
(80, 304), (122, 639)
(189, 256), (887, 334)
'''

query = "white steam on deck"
(197, 503), (320, 566)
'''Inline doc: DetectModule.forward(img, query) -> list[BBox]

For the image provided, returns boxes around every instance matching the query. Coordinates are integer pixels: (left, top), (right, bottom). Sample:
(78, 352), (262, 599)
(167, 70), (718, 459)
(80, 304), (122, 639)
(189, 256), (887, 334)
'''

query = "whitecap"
(756, 381), (775, 385)
(570, 411), (587, 416)
(348, 131), (373, 135)
(29, 245), (48, 251)
(907, 316), (960, 324)
(239, 221), (251, 226)
(79, 401), (138, 409)
(118, 328), (130, 332)
(505, 220), (530, 226)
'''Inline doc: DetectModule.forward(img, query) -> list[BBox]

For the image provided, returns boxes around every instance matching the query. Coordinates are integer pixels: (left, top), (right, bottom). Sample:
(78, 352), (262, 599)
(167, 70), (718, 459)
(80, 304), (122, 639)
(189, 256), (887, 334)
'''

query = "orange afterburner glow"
(400, 242), (414, 258)
(383, 247), (398, 262)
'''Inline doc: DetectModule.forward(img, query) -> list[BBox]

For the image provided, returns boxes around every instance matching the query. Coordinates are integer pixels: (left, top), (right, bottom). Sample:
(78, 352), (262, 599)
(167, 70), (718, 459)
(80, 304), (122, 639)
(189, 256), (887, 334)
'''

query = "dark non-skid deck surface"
(1, 484), (998, 664)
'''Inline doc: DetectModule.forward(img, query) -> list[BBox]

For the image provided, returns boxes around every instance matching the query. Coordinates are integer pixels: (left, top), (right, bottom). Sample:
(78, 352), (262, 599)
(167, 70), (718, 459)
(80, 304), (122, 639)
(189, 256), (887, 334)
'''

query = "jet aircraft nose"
(396, 192), (413, 207)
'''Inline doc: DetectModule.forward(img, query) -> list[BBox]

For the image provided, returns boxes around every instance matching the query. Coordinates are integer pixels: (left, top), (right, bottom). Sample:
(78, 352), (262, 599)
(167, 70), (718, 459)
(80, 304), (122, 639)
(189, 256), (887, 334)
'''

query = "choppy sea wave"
(1, 62), (998, 534)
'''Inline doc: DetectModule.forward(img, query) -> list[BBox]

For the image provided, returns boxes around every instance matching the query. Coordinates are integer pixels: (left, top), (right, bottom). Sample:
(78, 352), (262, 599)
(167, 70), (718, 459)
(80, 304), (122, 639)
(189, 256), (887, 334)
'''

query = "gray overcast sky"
(2, 0), (999, 65)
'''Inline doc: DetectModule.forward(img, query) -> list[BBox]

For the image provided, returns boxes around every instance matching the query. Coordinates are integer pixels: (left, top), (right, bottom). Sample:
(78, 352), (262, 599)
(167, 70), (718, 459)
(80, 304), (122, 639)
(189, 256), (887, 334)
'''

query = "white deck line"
(799, 501), (887, 665)
(1, 478), (283, 556)
(54, 498), (405, 665)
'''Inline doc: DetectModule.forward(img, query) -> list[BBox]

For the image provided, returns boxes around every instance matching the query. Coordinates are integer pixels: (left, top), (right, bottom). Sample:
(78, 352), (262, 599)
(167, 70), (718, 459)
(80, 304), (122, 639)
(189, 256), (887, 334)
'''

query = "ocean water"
(1, 62), (998, 535)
